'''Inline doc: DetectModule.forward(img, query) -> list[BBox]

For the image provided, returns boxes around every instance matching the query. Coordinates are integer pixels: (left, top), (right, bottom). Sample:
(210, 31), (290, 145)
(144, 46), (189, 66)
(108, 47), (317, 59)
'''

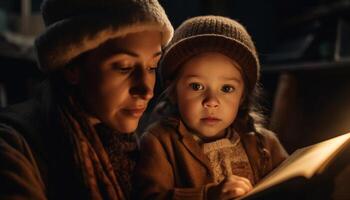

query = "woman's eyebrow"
(109, 48), (139, 57)
(107, 48), (162, 58)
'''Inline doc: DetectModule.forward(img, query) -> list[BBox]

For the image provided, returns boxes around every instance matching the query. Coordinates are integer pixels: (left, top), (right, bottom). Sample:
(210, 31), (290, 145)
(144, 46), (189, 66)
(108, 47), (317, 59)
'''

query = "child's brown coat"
(134, 118), (288, 200)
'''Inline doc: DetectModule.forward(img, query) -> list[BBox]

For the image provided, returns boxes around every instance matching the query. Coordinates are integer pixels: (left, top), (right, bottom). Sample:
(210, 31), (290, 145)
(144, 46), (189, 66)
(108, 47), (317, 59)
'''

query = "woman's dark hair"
(34, 51), (94, 142)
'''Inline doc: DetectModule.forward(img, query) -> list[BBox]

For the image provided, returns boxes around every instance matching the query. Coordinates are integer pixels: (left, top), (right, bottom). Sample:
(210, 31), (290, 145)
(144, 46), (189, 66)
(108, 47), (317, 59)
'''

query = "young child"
(134, 15), (288, 200)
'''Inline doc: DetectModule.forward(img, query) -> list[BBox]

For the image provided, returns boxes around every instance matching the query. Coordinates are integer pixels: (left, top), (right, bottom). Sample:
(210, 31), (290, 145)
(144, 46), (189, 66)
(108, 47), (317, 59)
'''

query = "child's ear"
(63, 66), (80, 85)
(168, 93), (177, 104)
(162, 82), (178, 104)
(168, 84), (178, 104)
(239, 90), (247, 106)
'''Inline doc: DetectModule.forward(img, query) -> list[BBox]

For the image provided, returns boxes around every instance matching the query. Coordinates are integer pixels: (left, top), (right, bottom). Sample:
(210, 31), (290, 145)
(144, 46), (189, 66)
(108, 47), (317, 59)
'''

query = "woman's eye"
(222, 85), (235, 93)
(148, 66), (157, 73)
(112, 64), (133, 74)
(189, 83), (204, 91)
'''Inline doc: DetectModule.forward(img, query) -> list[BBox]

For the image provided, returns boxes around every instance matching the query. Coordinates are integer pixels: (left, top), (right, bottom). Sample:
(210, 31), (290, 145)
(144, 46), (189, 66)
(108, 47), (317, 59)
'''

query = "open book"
(237, 132), (350, 200)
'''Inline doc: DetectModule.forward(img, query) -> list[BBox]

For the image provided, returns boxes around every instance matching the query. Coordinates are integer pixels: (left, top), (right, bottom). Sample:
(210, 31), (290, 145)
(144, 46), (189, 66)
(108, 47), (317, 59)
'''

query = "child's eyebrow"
(221, 76), (242, 83)
(183, 75), (242, 83)
(183, 75), (201, 79)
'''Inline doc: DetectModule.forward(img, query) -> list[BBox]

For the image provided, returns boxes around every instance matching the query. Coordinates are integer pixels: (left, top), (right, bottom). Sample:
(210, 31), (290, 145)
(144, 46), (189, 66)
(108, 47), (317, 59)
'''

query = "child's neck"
(198, 130), (227, 143)
(179, 120), (228, 143)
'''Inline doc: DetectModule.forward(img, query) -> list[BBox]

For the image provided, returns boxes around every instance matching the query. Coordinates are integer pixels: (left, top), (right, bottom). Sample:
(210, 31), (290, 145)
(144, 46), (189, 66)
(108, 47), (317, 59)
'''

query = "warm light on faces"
(79, 30), (162, 133)
(176, 52), (245, 140)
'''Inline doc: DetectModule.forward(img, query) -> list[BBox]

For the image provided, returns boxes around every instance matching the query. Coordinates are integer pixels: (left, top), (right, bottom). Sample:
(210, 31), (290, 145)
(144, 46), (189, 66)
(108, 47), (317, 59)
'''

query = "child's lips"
(200, 117), (221, 125)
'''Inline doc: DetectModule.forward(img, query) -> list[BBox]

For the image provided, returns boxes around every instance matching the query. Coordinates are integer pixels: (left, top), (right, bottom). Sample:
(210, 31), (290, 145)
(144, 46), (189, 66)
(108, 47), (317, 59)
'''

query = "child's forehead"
(179, 52), (243, 75)
(184, 52), (240, 66)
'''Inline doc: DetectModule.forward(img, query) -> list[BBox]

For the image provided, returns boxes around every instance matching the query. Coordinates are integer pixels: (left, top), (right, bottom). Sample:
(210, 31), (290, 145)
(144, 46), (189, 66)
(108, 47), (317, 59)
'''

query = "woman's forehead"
(85, 31), (162, 62)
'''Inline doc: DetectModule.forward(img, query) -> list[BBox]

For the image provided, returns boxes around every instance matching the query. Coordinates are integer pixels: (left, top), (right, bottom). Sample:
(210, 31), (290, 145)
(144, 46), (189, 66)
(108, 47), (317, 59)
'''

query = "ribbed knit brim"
(35, 0), (174, 72)
(159, 15), (259, 91)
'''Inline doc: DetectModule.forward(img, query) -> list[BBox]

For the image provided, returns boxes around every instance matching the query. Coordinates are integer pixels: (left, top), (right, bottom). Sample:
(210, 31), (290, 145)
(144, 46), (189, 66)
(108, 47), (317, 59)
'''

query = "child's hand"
(207, 175), (253, 200)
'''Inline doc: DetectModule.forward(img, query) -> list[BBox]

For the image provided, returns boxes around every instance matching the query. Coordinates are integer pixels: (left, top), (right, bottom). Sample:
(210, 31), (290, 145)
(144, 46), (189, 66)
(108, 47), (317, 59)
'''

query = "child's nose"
(203, 91), (219, 108)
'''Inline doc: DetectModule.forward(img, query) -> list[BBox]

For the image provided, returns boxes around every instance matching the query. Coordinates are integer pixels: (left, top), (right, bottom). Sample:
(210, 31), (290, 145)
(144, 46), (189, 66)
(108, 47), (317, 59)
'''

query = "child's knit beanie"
(35, 0), (174, 72)
(159, 15), (260, 91)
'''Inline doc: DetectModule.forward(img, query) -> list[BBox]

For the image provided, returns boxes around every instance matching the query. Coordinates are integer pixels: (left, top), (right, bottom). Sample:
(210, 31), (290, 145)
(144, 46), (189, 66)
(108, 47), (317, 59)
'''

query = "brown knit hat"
(159, 15), (260, 91)
(35, 0), (174, 72)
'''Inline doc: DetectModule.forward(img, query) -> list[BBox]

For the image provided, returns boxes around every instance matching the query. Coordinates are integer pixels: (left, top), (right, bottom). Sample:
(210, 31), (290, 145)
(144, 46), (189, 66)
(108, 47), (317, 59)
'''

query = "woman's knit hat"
(159, 15), (260, 91)
(35, 0), (174, 72)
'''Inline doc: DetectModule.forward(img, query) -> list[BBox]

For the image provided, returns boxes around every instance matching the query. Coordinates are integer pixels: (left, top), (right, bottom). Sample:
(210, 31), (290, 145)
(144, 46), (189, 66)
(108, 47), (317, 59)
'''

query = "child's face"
(176, 52), (245, 140)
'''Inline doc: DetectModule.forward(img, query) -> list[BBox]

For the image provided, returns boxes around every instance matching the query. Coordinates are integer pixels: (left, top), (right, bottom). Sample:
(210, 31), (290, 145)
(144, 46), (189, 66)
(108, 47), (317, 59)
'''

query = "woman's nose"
(130, 67), (154, 100)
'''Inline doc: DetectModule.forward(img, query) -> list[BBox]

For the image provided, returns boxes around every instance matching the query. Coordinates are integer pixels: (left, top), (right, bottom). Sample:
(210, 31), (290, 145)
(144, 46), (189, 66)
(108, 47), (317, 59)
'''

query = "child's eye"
(189, 83), (204, 91)
(221, 85), (235, 93)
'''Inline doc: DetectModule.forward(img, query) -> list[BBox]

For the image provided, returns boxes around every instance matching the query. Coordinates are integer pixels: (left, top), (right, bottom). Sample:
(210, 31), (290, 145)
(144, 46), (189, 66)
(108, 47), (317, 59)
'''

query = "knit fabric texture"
(35, 0), (173, 72)
(199, 130), (255, 185)
(60, 98), (126, 200)
(96, 124), (139, 200)
(159, 15), (259, 91)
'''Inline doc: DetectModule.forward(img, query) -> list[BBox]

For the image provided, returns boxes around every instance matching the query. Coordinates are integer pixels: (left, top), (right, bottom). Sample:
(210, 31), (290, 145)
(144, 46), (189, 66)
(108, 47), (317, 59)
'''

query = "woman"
(0, 0), (173, 199)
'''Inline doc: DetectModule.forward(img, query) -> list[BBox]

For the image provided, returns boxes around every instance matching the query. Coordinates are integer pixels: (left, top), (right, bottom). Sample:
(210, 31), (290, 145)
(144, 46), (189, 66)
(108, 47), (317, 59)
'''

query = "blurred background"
(0, 0), (350, 154)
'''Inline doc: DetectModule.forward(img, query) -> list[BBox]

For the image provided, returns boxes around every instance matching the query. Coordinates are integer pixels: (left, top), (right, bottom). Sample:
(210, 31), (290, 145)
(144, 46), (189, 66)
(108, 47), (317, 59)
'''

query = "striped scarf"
(59, 96), (126, 200)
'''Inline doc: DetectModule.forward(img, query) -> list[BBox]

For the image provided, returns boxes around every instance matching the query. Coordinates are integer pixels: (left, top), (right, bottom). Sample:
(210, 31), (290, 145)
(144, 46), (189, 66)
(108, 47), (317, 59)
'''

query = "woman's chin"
(97, 115), (140, 133)
(111, 122), (138, 134)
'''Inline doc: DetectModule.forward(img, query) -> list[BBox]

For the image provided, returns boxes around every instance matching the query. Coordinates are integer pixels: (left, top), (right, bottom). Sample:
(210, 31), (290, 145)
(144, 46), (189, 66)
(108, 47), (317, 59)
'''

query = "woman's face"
(175, 52), (245, 140)
(78, 30), (162, 133)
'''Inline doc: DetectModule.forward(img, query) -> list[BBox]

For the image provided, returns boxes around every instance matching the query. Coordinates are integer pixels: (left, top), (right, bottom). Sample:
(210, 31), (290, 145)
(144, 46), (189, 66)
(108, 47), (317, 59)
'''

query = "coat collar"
(177, 117), (264, 183)
(176, 119), (214, 176)
(164, 117), (266, 183)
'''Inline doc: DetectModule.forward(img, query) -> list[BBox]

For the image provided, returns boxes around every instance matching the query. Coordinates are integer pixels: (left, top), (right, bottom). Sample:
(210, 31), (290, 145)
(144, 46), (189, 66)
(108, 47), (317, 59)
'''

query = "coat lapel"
(177, 120), (213, 175)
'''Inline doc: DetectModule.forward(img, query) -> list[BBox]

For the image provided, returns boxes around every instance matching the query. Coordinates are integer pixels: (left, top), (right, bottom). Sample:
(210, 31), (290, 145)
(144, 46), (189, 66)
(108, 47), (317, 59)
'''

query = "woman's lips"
(122, 107), (146, 117)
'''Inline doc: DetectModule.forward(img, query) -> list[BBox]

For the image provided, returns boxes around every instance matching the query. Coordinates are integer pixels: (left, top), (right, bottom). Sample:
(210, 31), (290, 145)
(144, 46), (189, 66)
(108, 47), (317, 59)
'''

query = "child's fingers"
(222, 181), (251, 196)
(222, 179), (252, 192)
(221, 187), (246, 199)
(226, 175), (253, 191)
(213, 175), (253, 199)
(220, 176), (253, 199)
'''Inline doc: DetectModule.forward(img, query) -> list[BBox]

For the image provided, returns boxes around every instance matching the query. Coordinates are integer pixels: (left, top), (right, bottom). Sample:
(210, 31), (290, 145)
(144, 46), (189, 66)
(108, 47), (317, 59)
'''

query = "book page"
(237, 132), (350, 200)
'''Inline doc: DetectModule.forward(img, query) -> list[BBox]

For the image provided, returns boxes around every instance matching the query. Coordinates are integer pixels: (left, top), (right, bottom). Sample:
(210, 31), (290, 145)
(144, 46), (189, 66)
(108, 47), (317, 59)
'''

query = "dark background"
(1, 0), (350, 154)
